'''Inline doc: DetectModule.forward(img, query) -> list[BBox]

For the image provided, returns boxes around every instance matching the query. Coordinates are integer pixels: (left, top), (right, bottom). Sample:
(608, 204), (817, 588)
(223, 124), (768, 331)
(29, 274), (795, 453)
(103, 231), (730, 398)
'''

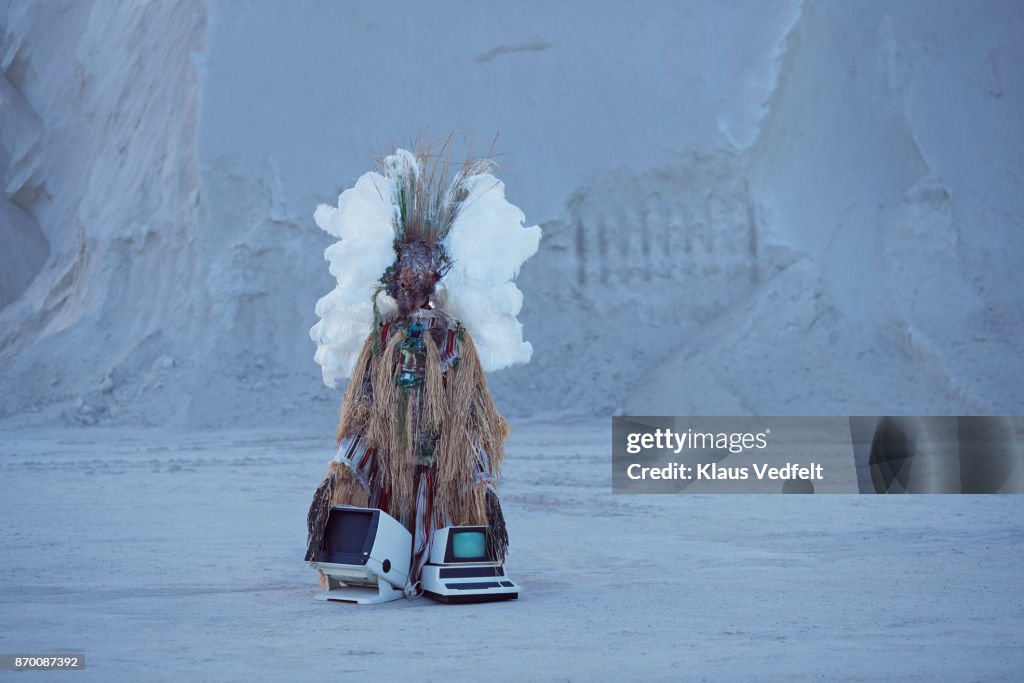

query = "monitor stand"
(316, 576), (404, 605)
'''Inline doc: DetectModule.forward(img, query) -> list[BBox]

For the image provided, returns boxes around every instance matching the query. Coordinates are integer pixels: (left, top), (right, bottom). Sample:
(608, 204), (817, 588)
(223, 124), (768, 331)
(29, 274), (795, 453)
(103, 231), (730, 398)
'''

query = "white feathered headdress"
(310, 148), (542, 388)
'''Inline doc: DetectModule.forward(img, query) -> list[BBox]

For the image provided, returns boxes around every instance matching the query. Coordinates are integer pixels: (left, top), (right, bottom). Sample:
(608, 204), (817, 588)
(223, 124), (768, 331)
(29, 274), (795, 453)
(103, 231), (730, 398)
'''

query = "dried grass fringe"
(367, 329), (413, 518)
(485, 487), (509, 561)
(328, 461), (369, 508)
(434, 330), (510, 524)
(461, 481), (489, 526)
(422, 331), (444, 433)
(335, 334), (376, 441)
(305, 471), (335, 562)
(329, 322), (510, 531)
(305, 461), (370, 563)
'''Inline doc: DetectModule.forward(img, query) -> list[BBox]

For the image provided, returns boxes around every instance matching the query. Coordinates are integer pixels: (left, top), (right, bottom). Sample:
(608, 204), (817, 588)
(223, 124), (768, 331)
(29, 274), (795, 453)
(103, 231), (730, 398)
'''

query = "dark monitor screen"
(444, 527), (490, 563)
(322, 508), (376, 564)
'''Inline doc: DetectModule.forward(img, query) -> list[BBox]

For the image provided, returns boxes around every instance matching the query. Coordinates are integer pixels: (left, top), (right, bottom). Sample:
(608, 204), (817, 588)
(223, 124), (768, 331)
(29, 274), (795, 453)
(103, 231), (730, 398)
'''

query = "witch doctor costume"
(304, 147), (541, 596)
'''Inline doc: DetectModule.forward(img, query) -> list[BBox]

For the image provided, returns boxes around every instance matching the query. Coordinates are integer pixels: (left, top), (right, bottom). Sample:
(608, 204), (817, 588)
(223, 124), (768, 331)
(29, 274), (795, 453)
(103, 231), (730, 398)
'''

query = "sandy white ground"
(1, 421), (1021, 681)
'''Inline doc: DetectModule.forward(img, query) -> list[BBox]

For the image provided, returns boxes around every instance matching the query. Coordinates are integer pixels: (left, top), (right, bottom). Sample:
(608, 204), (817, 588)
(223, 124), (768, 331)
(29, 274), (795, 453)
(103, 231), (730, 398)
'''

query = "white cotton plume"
(309, 171), (397, 387)
(310, 152), (541, 386)
(439, 173), (542, 372)
(383, 148), (420, 181)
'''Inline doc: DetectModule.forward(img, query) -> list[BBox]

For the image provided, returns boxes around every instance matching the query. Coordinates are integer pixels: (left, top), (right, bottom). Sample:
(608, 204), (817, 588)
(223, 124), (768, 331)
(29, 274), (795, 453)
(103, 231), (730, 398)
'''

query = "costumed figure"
(304, 146), (541, 596)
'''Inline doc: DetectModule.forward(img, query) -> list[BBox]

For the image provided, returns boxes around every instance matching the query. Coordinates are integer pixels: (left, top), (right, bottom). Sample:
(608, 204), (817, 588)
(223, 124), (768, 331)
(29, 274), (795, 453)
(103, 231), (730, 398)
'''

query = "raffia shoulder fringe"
(328, 313), (509, 530)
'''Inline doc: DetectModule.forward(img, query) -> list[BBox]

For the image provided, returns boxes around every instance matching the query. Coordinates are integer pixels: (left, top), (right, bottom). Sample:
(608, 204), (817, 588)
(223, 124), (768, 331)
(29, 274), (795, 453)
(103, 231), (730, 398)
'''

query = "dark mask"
(382, 239), (447, 318)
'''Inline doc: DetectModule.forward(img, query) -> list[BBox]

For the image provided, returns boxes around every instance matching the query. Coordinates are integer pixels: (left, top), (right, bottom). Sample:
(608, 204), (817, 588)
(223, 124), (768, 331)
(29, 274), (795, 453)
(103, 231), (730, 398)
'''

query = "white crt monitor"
(311, 506), (411, 604)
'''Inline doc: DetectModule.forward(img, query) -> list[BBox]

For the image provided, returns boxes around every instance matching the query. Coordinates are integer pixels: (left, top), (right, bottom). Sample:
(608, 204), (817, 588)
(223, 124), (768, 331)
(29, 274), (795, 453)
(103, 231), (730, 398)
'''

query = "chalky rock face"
(1, 1), (1022, 428)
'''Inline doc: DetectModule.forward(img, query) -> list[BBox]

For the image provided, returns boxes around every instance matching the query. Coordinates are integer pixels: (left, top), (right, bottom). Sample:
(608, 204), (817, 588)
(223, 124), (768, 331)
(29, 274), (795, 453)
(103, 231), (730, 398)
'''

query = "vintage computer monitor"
(420, 525), (519, 604)
(309, 506), (412, 604)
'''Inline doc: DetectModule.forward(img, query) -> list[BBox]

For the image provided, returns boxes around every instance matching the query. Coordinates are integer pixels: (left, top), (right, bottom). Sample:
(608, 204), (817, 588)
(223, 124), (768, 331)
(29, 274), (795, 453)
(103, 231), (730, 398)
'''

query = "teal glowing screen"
(452, 531), (486, 559)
